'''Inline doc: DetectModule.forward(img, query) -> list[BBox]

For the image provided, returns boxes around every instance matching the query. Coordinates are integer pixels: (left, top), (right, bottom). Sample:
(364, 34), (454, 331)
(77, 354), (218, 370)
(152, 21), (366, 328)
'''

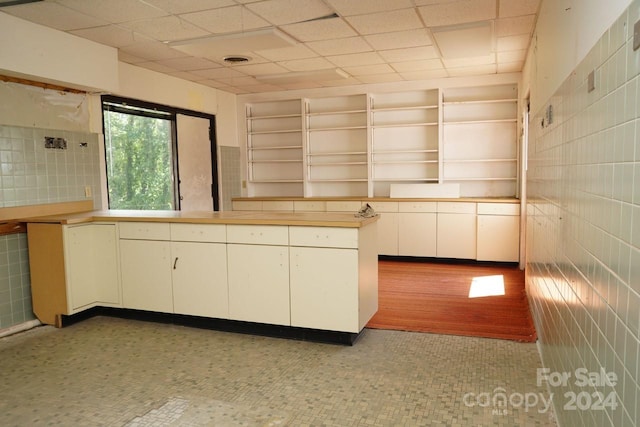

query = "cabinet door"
(65, 225), (96, 310)
(227, 244), (290, 326)
(120, 239), (173, 313)
(398, 213), (437, 257)
(374, 212), (398, 256)
(477, 215), (520, 262)
(436, 213), (477, 259)
(290, 247), (359, 332)
(171, 242), (228, 318)
(66, 224), (119, 311)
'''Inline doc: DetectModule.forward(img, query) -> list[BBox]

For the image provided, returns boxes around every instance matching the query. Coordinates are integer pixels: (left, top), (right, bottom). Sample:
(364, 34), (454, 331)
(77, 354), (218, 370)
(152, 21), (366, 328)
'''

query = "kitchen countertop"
(232, 196), (520, 203)
(21, 209), (379, 228)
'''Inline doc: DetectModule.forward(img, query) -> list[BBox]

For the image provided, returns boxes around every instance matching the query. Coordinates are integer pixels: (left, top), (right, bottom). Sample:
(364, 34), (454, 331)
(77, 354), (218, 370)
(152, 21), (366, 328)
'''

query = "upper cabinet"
(442, 84), (518, 197)
(305, 95), (369, 197)
(243, 82), (519, 198)
(246, 99), (304, 197)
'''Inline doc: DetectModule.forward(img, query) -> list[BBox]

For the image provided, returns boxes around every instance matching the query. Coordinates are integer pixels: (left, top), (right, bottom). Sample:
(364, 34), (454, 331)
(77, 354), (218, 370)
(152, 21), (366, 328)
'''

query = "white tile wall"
(0, 124), (101, 330)
(527, 2), (640, 426)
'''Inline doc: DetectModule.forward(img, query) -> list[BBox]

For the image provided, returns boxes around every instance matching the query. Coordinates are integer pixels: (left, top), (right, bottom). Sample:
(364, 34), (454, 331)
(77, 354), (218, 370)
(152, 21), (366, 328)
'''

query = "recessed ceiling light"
(223, 56), (251, 64)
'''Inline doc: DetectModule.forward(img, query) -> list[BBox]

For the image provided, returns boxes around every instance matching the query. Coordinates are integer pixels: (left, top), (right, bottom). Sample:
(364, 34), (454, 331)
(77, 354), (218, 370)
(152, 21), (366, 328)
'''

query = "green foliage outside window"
(104, 110), (175, 210)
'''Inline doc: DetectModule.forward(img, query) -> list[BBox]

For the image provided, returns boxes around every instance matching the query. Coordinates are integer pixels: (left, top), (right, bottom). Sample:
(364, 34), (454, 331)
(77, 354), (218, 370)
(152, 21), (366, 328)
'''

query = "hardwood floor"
(367, 258), (537, 342)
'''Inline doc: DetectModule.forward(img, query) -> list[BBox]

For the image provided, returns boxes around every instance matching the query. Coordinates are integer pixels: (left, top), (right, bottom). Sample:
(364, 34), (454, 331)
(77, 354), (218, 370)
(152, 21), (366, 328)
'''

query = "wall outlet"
(242, 180), (247, 189)
(84, 186), (92, 197)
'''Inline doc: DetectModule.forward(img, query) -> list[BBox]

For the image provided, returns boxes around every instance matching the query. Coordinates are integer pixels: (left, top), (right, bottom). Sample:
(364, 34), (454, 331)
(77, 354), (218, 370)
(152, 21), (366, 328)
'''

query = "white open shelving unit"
(244, 83), (519, 198)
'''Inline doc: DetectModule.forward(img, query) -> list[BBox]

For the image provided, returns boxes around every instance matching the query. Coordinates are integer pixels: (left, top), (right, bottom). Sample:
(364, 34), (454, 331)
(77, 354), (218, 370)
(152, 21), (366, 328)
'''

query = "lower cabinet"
(290, 246), (359, 332)
(171, 241), (228, 318)
(227, 244), (290, 326)
(120, 239), (174, 313)
(476, 203), (520, 262)
(119, 222), (229, 317)
(66, 223), (120, 311)
(27, 222), (121, 326)
(398, 211), (437, 257)
(436, 202), (477, 259)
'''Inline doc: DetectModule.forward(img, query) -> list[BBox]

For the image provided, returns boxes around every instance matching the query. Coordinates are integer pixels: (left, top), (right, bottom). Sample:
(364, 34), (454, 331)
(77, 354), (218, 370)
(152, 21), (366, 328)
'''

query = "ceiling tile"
(198, 79), (234, 89)
(327, 52), (384, 67)
(499, 0), (540, 18)
(56, 0), (168, 24)
(2, 2), (108, 30)
(307, 37), (372, 56)
(346, 9), (422, 35)
(417, 0), (496, 27)
(192, 67), (248, 79)
(70, 25), (151, 48)
(447, 63), (497, 76)
(136, 61), (178, 74)
(399, 69), (449, 80)
(497, 61), (524, 73)
(258, 45), (319, 61)
(156, 56), (222, 71)
(217, 76), (262, 86)
(143, 0), (235, 15)
(442, 54), (495, 68)
(497, 34), (531, 52)
(167, 71), (209, 81)
(342, 64), (395, 76)
(495, 15), (536, 37)
(357, 73), (405, 84)
(234, 62), (290, 76)
(413, 0), (460, 5)
(326, 0), (414, 16)
(277, 57), (336, 72)
(391, 59), (444, 72)
(122, 16), (210, 42)
(497, 50), (526, 63)
(180, 6), (270, 34)
(364, 29), (432, 50)
(245, 0), (334, 25)
(241, 82), (286, 92)
(378, 46), (439, 62)
(118, 51), (146, 63)
(319, 77), (363, 87)
(281, 18), (357, 42)
(119, 41), (188, 61)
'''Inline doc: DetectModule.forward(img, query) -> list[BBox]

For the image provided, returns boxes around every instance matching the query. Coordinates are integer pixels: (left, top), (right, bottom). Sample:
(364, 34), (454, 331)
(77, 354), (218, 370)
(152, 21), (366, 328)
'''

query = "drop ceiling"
(0, 0), (540, 94)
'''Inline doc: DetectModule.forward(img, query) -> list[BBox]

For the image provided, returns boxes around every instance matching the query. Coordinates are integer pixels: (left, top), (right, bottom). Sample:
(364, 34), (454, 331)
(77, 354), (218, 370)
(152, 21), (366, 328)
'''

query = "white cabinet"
(246, 99), (304, 197)
(170, 224), (228, 318)
(370, 89), (441, 197)
(120, 238), (173, 313)
(442, 84), (518, 197)
(227, 244), (290, 326)
(119, 222), (229, 317)
(226, 225), (290, 326)
(290, 246), (359, 331)
(65, 223), (120, 311)
(367, 201), (398, 256)
(289, 225), (377, 333)
(436, 202), (477, 259)
(476, 203), (520, 262)
(398, 203), (437, 257)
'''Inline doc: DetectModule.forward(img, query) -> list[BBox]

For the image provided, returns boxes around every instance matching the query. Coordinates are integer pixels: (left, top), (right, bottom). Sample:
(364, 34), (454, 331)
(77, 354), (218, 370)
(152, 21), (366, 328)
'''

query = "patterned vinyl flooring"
(0, 316), (556, 426)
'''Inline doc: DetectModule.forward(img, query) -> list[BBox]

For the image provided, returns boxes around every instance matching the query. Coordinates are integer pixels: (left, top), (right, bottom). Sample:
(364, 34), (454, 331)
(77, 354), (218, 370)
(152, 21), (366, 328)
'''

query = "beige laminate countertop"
(232, 197), (520, 203)
(21, 209), (379, 228)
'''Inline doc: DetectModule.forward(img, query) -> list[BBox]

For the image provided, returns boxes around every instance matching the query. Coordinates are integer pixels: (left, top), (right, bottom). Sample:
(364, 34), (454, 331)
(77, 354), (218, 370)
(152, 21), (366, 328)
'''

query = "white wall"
(0, 12), (118, 92)
(523, 0), (632, 114)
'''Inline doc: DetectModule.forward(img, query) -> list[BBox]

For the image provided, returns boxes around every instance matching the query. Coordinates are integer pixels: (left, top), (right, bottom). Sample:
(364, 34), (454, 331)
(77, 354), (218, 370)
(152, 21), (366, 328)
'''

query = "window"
(102, 96), (219, 211)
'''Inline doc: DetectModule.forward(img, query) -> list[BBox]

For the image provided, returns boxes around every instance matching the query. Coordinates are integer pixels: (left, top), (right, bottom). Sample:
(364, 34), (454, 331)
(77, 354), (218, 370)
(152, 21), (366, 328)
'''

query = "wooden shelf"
(444, 177), (517, 181)
(249, 145), (302, 151)
(444, 119), (517, 125)
(249, 129), (301, 135)
(372, 105), (438, 112)
(442, 98), (517, 106)
(372, 122), (438, 128)
(247, 113), (301, 120)
(308, 126), (367, 131)
(373, 178), (439, 182)
(250, 160), (303, 164)
(373, 160), (438, 165)
(250, 179), (304, 183)
(445, 158), (517, 163)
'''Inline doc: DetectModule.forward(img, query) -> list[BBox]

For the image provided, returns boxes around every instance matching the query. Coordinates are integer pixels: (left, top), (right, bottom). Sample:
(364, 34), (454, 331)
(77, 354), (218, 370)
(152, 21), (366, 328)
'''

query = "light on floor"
(468, 274), (505, 298)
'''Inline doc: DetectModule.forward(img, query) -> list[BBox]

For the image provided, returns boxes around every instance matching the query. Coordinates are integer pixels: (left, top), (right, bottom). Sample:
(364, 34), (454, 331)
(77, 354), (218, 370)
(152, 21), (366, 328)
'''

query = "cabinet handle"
(173, 257), (179, 269)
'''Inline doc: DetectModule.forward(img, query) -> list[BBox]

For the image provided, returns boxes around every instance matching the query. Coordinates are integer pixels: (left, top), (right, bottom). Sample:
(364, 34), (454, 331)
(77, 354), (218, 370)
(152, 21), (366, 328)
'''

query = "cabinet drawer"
(437, 202), (476, 214)
(227, 225), (288, 245)
(119, 222), (170, 240)
(290, 226), (358, 249)
(170, 223), (226, 242)
(294, 200), (326, 212)
(262, 201), (294, 211)
(367, 201), (398, 212)
(325, 201), (362, 212)
(233, 200), (262, 211)
(477, 202), (520, 215)
(398, 201), (437, 212)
